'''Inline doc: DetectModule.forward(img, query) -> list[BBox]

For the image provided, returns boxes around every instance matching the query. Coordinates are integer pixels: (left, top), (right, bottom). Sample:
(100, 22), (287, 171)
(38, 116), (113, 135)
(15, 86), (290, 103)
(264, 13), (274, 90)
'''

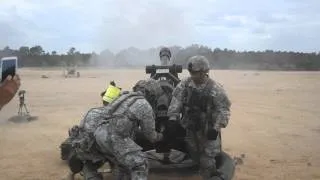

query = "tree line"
(1, 45), (319, 70)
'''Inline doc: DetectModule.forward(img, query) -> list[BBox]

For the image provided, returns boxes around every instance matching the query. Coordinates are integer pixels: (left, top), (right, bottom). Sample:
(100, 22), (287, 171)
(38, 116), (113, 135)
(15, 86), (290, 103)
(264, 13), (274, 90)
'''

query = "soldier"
(67, 78), (164, 180)
(100, 81), (122, 106)
(166, 55), (231, 180)
(159, 47), (171, 66)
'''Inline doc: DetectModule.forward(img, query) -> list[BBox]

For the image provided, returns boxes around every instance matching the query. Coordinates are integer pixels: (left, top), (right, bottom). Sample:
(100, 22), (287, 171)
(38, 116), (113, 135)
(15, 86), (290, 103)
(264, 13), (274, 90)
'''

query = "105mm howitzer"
(136, 63), (235, 180)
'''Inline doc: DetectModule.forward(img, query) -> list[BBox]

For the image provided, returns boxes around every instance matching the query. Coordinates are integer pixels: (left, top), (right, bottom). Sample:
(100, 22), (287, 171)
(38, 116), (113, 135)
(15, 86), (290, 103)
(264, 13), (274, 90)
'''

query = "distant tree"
(30, 45), (44, 56)
(0, 44), (320, 70)
(3, 46), (10, 52)
(67, 47), (76, 55)
(19, 46), (30, 56)
(0, 46), (17, 57)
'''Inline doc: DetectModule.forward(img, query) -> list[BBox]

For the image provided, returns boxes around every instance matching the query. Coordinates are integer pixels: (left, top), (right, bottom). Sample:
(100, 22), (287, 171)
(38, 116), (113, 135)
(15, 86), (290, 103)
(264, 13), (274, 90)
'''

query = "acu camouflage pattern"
(80, 91), (162, 143)
(132, 78), (164, 98)
(167, 76), (231, 179)
(73, 91), (163, 180)
(132, 78), (165, 111)
(168, 76), (231, 130)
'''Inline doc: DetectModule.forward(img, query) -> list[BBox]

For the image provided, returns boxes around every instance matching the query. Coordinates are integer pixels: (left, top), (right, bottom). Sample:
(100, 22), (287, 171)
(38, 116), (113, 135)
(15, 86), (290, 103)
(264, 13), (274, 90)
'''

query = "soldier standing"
(166, 55), (231, 180)
(66, 79), (165, 180)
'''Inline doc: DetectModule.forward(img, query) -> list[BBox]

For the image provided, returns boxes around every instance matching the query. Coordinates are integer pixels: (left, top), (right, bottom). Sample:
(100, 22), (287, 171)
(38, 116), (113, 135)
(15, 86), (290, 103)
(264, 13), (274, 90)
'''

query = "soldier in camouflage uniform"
(166, 55), (231, 180)
(68, 79), (164, 180)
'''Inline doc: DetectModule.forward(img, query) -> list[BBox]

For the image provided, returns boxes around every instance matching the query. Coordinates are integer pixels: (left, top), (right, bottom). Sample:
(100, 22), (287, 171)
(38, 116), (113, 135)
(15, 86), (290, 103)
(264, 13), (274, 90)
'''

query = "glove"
(207, 128), (219, 140)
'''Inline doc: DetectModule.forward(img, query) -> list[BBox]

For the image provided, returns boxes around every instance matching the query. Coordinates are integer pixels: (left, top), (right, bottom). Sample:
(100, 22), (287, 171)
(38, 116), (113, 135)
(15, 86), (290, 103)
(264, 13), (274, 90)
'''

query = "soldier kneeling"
(65, 79), (165, 180)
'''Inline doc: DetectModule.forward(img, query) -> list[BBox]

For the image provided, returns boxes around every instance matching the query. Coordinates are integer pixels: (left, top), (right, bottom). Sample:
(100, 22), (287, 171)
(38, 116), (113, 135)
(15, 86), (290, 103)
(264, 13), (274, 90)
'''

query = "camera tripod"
(18, 90), (30, 116)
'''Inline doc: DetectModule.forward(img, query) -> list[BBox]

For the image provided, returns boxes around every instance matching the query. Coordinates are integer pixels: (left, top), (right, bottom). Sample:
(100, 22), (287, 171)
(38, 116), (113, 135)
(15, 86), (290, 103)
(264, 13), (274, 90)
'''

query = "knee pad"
(131, 163), (148, 180)
(120, 151), (149, 170)
(132, 162), (147, 172)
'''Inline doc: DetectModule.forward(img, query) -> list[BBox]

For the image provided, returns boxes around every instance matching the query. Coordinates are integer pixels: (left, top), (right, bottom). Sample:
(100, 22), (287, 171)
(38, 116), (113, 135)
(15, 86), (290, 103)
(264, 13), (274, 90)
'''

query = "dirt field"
(0, 68), (319, 180)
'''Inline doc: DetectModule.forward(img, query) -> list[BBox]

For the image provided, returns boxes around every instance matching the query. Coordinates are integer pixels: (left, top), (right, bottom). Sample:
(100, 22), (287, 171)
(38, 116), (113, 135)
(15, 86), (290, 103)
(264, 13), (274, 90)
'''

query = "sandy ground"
(0, 67), (319, 180)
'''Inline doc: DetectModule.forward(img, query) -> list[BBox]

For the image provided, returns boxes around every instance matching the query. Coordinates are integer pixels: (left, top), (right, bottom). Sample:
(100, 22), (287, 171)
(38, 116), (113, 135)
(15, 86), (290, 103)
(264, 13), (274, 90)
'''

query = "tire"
(216, 151), (236, 180)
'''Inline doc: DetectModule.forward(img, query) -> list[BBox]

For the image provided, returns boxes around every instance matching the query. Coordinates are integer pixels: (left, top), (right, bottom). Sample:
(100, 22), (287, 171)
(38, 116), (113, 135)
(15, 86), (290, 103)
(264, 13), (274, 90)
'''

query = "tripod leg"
(18, 106), (22, 115)
(24, 104), (30, 114)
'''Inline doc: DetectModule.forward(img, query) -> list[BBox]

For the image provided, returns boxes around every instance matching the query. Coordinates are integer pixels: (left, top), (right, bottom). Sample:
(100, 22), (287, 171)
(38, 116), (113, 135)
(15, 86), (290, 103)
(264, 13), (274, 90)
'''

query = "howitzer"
(145, 64), (182, 87)
(135, 64), (186, 156)
(145, 64), (183, 139)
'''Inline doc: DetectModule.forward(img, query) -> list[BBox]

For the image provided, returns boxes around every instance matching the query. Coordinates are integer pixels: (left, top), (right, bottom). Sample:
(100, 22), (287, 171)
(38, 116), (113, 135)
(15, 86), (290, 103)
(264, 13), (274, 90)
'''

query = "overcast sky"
(1, 0), (319, 53)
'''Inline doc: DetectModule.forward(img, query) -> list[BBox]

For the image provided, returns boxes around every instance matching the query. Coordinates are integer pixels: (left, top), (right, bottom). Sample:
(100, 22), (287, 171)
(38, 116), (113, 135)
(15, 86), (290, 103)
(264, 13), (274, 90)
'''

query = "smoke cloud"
(95, 0), (196, 53)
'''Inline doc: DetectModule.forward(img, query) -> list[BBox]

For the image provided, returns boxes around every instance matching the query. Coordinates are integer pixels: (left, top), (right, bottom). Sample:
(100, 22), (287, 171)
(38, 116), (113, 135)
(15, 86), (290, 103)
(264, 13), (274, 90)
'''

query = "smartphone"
(1, 56), (18, 83)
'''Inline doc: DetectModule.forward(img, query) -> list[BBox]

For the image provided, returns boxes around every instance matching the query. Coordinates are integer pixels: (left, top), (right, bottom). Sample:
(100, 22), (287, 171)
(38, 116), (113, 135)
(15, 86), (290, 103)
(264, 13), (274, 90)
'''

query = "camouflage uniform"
(167, 55), (231, 180)
(73, 79), (163, 180)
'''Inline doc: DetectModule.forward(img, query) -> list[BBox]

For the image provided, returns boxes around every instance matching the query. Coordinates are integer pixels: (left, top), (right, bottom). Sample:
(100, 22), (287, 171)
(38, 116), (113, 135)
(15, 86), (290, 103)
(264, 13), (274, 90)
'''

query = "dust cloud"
(91, 0), (195, 68)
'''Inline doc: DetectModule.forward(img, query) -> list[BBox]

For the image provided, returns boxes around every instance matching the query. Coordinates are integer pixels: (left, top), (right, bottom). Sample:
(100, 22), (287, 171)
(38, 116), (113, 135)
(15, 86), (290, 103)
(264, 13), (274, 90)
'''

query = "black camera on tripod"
(18, 90), (29, 115)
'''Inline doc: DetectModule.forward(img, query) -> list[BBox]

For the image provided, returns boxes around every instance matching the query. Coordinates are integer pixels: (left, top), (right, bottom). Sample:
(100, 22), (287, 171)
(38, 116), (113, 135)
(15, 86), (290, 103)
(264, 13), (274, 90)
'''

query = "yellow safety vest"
(103, 85), (121, 103)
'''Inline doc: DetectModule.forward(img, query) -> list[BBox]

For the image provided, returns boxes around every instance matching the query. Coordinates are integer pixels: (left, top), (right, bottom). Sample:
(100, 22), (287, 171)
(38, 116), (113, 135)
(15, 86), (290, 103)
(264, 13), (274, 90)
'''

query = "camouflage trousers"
(83, 123), (149, 180)
(185, 129), (222, 180)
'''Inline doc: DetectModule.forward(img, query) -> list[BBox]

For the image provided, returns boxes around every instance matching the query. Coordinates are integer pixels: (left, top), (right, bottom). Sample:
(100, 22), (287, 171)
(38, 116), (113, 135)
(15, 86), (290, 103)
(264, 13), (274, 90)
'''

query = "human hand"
(0, 74), (21, 109)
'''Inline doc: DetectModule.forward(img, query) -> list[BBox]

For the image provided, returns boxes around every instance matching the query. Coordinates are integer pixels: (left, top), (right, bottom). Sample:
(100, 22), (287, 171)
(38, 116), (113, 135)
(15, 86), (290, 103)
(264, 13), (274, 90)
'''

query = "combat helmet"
(187, 55), (210, 73)
(159, 47), (171, 59)
(133, 78), (163, 98)
(133, 78), (164, 107)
